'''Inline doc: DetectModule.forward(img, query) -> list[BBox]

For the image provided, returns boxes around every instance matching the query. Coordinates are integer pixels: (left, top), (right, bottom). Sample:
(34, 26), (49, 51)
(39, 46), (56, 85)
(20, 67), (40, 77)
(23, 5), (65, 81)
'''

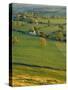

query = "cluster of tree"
(28, 25), (66, 42)
(45, 30), (66, 42)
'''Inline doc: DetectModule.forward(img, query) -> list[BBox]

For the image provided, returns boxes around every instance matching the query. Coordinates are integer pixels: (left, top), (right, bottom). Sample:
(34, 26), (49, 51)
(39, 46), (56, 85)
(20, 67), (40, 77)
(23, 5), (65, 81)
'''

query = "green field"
(12, 21), (66, 86)
(12, 33), (66, 69)
(12, 18), (66, 33)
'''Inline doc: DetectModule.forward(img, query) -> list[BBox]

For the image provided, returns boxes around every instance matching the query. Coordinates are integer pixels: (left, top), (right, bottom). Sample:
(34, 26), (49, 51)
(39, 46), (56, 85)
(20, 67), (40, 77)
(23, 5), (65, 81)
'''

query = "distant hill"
(12, 3), (66, 17)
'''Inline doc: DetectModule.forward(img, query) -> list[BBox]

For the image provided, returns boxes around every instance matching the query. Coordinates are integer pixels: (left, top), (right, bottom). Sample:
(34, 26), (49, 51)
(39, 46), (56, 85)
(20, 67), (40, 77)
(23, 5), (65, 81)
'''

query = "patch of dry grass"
(12, 73), (64, 86)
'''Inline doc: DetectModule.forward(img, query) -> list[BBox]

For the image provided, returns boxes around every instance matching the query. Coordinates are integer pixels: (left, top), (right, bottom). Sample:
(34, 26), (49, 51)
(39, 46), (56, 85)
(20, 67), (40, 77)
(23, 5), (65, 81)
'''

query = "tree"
(56, 31), (64, 41)
(48, 19), (50, 26)
(58, 25), (64, 31)
(40, 37), (46, 47)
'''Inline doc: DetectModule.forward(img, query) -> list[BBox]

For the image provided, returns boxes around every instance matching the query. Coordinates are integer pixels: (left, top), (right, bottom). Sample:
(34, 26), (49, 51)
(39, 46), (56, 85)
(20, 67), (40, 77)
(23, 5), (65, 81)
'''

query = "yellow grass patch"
(12, 73), (64, 86)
